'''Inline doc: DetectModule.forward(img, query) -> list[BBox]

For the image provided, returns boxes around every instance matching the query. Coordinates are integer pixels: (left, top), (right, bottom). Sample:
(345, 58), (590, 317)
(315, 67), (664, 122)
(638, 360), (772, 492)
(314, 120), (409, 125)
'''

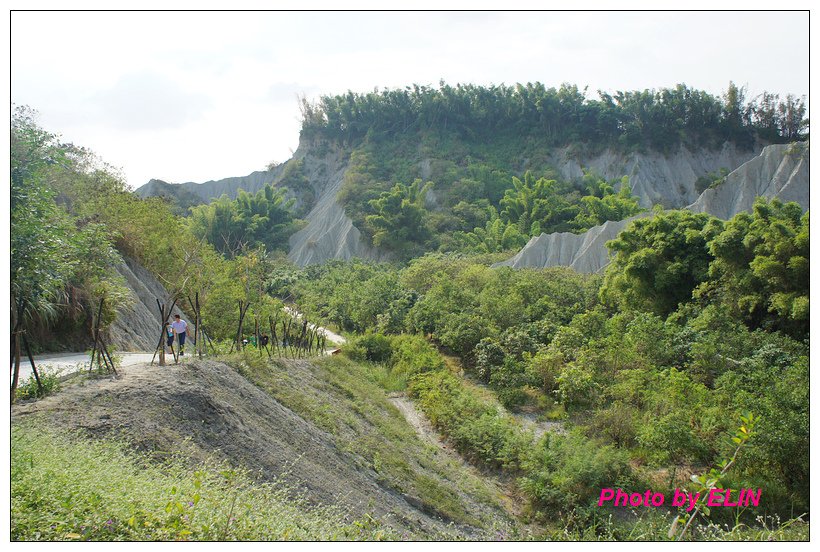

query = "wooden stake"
(195, 292), (202, 358)
(152, 298), (177, 366)
(255, 316), (260, 356)
(10, 299), (25, 402)
(21, 334), (44, 392)
(269, 316), (280, 358)
(11, 332), (21, 403)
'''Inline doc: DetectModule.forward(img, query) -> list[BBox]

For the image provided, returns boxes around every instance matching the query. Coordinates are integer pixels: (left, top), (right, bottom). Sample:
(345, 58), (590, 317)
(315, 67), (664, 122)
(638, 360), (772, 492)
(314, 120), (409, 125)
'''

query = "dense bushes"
(292, 260), (413, 333)
(409, 370), (527, 470)
(345, 333), (443, 383)
(519, 432), (631, 515)
(344, 331), (636, 515)
(291, 233), (808, 521)
(407, 364), (634, 515)
(603, 199), (809, 338)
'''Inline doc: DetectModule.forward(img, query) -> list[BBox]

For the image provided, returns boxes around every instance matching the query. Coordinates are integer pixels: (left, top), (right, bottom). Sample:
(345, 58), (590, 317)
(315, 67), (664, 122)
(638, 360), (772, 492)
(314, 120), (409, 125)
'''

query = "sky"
(10, 9), (810, 190)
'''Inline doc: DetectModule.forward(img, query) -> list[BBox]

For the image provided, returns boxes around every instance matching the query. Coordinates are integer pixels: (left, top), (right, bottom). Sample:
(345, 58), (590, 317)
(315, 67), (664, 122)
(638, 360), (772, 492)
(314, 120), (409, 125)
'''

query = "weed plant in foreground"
(14, 366), (63, 400)
(11, 418), (396, 541)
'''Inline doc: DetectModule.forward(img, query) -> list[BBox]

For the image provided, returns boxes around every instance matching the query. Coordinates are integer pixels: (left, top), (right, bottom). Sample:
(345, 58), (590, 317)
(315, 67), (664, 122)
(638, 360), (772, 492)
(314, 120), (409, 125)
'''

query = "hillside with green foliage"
(11, 89), (809, 542)
(286, 198), (809, 532)
(133, 81), (807, 265)
(290, 82), (805, 260)
(10, 106), (285, 352)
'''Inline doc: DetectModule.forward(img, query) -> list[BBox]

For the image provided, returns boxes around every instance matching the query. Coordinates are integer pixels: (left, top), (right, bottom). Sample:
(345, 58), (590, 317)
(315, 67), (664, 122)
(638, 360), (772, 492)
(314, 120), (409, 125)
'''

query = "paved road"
(13, 307), (342, 384)
(13, 352), (155, 383)
(283, 306), (347, 345)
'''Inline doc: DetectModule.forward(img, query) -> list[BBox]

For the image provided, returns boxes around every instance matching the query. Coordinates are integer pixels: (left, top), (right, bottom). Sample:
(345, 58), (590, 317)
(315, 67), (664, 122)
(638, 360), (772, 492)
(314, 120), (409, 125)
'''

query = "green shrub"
(518, 432), (631, 514)
(408, 370), (534, 470)
(390, 334), (445, 380)
(636, 411), (709, 465)
(489, 357), (532, 408)
(556, 361), (599, 409)
(15, 368), (61, 400)
(346, 332), (393, 362)
(587, 403), (638, 448)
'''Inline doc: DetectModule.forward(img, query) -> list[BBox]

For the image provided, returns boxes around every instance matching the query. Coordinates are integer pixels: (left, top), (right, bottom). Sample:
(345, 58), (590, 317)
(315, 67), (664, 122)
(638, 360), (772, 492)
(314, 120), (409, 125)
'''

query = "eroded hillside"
(496, 141), (809, 271)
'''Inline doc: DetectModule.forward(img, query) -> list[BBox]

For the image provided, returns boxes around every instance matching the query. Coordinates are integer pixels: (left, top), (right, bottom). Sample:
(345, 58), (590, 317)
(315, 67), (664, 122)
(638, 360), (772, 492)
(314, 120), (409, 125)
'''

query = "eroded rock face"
(493, 216), (647, 273)
(496, 142), (809, 272)
(687, 142), (809, 218)
(287, 142), (767, 266)
(136, 139), (804, 268)
(286, 145), (388, 266)
(549, 142), (760, 208)
(109, 257), (190, 351)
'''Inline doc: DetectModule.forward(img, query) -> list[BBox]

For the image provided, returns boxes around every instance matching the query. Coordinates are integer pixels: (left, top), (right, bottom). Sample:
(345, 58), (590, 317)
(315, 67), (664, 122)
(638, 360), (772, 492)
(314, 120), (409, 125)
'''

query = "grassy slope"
(12, 350), (806, 542)
(11, 418), (392, 541)
(10, 353), (515, 541)
(230, 353), (519, 537)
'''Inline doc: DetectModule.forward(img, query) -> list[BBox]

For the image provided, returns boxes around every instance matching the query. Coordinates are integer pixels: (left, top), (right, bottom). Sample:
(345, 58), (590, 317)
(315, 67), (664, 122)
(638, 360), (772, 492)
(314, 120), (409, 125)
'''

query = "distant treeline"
(299, 82), (808, 150)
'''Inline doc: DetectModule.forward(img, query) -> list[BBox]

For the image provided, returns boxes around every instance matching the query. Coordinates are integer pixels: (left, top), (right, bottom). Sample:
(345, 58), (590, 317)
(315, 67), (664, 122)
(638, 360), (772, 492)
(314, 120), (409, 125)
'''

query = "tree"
(499, 171), (579, 234)
(571, 176), (643, 230)
(700, 198), (808, 337)
(721, 81), (753, 145)
(11, 107), (125, 329)
(188, 184), (299, 257)
(449, 206), (527, 253)
(364, 179), (434, 256)
(601, 209), (722, 317)
(777, 94), (808, 141)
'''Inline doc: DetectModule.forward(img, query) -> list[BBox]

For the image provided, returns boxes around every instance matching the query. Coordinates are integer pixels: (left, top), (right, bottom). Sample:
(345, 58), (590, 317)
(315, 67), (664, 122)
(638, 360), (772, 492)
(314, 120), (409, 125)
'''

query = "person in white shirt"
(171, 314), (189, 356)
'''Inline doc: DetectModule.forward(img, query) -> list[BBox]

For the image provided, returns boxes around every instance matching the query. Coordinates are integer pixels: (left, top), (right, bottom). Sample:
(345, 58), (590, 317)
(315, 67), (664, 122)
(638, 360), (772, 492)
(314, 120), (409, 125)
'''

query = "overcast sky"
(10, 10), (809, 189)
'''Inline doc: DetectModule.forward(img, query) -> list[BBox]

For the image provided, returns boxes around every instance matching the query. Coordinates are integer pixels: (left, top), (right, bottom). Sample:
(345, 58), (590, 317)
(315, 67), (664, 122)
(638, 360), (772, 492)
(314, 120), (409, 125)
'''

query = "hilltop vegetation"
(300, 82), (807, 150)
(294, 81), (806, 259)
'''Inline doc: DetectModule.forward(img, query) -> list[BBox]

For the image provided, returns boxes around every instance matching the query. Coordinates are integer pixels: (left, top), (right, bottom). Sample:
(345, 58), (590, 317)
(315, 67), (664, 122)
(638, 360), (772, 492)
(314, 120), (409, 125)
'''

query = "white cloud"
(10, 10), (809, 189)
(89, 71), (211, 131)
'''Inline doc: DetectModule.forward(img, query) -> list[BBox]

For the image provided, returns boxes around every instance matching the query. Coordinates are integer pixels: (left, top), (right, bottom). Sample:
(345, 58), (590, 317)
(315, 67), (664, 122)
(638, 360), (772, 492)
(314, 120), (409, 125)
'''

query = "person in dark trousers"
(171, 314), (189, 356)
(165, 322), (175, 355)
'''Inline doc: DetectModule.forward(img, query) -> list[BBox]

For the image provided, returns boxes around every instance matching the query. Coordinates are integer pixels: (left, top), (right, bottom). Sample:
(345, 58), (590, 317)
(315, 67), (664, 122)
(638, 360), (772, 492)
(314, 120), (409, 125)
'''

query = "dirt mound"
(11, 358), (500, 538)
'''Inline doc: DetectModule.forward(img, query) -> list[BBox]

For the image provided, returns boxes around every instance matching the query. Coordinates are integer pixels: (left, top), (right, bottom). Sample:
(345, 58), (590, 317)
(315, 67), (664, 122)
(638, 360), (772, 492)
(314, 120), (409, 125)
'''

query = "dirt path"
(387, 392), (534, 524)
(513, 410), (567, 439)
(442, 353), (566, 439)
(388, 394), (448, 450)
